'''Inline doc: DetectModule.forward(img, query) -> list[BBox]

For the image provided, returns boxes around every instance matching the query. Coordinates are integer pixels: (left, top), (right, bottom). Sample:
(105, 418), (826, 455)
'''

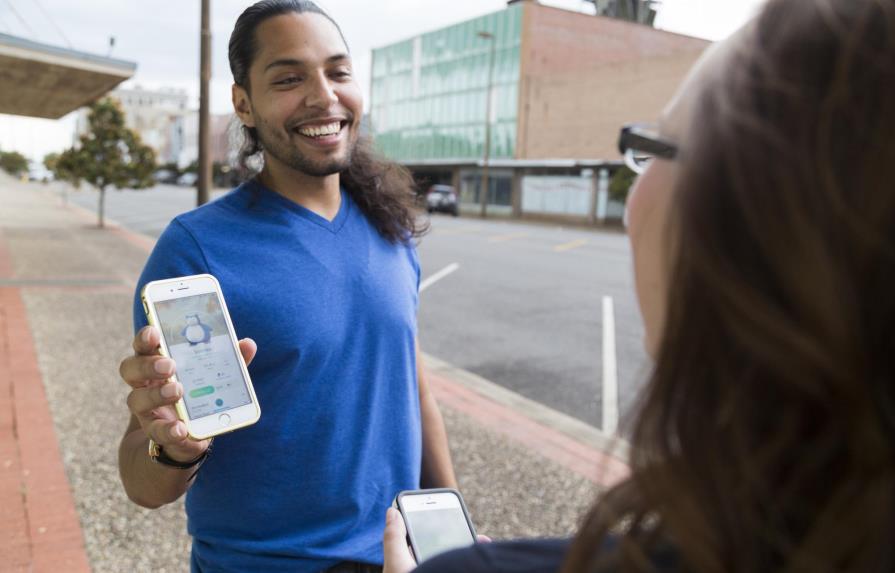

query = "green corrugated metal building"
(371, 5), (522, 164)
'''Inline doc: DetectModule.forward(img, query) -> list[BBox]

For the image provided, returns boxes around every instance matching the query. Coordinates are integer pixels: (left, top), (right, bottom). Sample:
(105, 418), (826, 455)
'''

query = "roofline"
(531, 2), (712, 44)
(371, 4), (515, 53)
(0, 32), (137, 77)
(371, 2), (711, 55)
(398, 158), (625, 169)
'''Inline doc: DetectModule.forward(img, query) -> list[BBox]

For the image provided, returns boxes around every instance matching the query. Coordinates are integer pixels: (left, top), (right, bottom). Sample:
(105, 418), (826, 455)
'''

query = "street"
(68, 184), (650, 430)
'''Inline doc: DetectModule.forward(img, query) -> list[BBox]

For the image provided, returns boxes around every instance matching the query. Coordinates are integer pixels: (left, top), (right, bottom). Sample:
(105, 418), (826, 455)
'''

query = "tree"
(0, 150), (29, 177)
(43, 152), (59, 173)
(46, 149), (84, 205)
(52, 148), (84, 187)
(609, 165), (637, 204)
(59, 98), (156, 227)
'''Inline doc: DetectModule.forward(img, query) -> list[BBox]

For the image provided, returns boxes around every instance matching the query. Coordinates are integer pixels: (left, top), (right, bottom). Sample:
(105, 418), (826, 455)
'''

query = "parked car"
(176, 172), (199, 187)
(153, 168), (179, 184)
(426, 184), (459, 216)
(28, 165), (53, 183)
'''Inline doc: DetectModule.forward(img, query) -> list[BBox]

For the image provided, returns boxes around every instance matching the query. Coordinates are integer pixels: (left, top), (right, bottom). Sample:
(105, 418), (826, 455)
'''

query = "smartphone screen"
(401, 491), (476, 562)
(152, 292), (252, 420)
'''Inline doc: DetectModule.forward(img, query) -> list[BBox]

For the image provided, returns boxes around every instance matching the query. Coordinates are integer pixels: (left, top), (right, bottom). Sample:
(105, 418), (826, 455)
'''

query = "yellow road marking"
(553, 238), (588, 252)
(433, 227), (482, 236)
(488, 232), (529, 243)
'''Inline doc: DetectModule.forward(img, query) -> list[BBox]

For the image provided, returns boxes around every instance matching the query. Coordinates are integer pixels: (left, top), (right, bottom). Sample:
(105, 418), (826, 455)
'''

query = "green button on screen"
(189, 386), (215, 398)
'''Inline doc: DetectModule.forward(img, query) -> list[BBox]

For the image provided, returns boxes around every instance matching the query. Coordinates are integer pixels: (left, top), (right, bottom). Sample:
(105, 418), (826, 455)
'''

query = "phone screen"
(404, 493), (475, 562)
(153, 292), (251, 420)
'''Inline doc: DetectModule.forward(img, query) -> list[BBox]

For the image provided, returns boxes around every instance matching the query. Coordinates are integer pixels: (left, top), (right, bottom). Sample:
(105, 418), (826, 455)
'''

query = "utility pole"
(197, 0), (212, 206)
(478, 31), (496, 219)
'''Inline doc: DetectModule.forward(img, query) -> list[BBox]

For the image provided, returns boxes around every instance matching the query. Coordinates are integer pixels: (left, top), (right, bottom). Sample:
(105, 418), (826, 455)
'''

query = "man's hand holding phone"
(119, 325), (257, 463)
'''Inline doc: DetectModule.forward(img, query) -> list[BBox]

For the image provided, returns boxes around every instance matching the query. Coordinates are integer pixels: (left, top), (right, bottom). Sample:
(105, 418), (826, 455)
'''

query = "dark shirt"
(415, 538), (571, 573)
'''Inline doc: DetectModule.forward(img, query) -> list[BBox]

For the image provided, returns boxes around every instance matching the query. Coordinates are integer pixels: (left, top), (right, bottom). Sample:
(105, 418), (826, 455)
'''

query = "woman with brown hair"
(383, 0), (895, 570)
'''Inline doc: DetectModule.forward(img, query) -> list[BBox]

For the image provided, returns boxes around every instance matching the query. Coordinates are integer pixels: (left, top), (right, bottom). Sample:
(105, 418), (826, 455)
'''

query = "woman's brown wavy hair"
(564, 0), (895, 571)
(228, 0), (426, 243)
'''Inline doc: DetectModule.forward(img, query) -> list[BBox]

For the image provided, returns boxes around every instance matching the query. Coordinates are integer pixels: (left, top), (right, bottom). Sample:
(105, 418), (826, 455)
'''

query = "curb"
(424, 354), (629, 459)
(425, 354), (629, 487)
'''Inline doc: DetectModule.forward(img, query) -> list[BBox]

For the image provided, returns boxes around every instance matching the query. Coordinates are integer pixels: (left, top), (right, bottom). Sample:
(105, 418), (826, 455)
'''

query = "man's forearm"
(415, 344), (457, 489)
(419, 391), (457, 489)
(118, 424), (195, 509)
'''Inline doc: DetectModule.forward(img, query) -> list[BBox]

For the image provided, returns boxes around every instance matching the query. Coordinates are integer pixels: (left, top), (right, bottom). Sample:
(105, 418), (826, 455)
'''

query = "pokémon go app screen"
(154, 293), (251, 419)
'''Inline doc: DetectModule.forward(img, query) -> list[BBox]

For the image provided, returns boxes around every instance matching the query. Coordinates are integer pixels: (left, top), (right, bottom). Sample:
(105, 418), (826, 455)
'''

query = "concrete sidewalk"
(0, 176), (628, 573)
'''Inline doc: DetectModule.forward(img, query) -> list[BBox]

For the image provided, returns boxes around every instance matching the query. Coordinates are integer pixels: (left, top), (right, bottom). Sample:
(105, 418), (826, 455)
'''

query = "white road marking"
(553, 238), (588, 252)
(602, 295), (619, 435)
(419, 262), (460, 293)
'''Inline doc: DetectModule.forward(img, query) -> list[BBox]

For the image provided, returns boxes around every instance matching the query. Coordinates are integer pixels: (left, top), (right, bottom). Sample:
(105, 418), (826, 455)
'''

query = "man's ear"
(232, 84), (255, 128)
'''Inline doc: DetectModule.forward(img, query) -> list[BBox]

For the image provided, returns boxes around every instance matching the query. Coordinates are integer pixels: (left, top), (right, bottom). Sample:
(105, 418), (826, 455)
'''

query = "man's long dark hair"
(228, 0), (426, 243)
(564, 0), (895, 571)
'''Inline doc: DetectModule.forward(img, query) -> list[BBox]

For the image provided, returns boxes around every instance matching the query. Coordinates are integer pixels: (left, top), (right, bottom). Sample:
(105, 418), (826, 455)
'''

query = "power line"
(3, 0), (38, 40)
(0, 12), (12, 33)
(32, 0), (73, 48)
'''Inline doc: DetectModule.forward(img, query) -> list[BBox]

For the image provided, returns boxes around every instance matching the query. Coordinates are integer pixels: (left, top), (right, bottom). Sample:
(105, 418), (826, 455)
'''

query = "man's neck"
(258, 156), (342, 222)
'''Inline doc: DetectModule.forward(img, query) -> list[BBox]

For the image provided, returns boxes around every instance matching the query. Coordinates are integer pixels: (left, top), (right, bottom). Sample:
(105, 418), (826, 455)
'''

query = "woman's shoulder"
(415, 538), (572, 573)
(413, 535), (681, 573)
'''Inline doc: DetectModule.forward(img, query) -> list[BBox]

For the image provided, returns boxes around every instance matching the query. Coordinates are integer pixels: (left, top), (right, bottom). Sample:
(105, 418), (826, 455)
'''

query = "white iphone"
(141, 274), (260, 440)
(395, 488), (477, 564)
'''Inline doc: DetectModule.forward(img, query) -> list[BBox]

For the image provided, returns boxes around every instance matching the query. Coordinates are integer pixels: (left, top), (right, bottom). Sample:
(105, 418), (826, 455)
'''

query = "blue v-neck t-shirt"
(133, 179), (422, 572)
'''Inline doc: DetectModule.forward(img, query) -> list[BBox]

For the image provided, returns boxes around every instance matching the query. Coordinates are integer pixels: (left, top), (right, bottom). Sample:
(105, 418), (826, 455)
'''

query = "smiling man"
(116, 1), (456, 572)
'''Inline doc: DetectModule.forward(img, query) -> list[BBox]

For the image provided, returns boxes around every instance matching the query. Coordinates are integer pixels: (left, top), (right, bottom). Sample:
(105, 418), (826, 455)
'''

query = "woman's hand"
(382, 508), (491, 573)
(383, 507), (417, 573)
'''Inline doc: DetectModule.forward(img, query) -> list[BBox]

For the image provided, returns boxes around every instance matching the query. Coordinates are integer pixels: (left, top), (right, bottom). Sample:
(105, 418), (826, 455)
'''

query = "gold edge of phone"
(141, 273), (260, 440)
(396, 488), (477, 564)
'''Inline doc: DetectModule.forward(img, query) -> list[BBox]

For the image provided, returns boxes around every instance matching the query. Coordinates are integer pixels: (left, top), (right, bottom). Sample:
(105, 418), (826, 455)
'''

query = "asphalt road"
(68, 184), (650, 430)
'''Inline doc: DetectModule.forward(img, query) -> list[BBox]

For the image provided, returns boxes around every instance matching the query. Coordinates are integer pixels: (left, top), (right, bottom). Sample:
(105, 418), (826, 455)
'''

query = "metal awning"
(0, 32), (136, 119)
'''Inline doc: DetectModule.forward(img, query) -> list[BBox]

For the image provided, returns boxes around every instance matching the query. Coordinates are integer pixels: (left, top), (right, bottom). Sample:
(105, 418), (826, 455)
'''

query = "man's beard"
(254, 116), (355, 177)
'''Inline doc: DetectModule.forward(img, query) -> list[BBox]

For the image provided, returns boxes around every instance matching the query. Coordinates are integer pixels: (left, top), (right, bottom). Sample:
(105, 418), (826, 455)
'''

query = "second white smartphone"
(141, 274), (260, 440)
(395, 488), (477, 563)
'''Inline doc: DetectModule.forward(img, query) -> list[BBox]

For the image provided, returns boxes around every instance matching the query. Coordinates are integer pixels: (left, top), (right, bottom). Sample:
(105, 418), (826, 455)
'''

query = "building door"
(459, 169), (513, 216)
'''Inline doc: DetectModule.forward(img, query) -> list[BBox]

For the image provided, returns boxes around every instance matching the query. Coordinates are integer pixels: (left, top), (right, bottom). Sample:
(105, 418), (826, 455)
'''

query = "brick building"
(370, 0), (709, 222)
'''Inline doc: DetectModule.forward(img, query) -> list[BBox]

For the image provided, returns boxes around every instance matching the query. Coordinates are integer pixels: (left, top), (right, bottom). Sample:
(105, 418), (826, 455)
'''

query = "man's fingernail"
(386, 508), (395, 524)
(141, 328), (152, 344)
(154, 358), (174, 375)
(161, 383), (179, 398)
(171, 424), (185, 438)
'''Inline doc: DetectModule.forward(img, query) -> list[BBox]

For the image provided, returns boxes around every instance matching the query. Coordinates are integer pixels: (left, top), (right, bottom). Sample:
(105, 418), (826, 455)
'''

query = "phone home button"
(218, 413), (231, 426)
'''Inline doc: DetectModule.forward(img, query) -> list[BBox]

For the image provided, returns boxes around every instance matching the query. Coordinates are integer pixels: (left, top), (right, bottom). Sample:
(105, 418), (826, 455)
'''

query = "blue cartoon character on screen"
(182, 314), (212, 345)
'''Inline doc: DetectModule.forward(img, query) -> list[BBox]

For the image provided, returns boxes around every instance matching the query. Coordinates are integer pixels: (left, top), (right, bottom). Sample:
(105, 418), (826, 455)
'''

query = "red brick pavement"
(0, 232), (91, 573)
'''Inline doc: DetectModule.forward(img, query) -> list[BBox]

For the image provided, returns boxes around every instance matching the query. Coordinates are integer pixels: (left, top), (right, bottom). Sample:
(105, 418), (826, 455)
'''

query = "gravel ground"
(441, 406), (598, 540)
(9, 183), (600, 572)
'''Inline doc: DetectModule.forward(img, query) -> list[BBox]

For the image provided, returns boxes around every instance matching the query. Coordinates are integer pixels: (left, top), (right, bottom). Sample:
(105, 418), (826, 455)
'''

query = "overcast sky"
(0, 0), (765, 162)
